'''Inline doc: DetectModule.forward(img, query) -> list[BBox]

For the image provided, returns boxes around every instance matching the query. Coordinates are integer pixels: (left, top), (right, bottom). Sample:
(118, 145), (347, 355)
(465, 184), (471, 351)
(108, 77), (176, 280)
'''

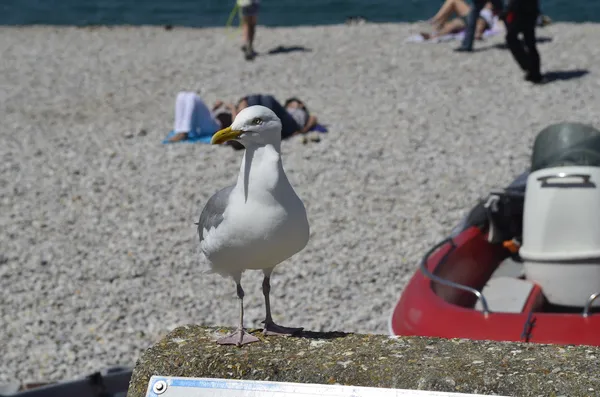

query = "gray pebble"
(1, 22), (599, 384)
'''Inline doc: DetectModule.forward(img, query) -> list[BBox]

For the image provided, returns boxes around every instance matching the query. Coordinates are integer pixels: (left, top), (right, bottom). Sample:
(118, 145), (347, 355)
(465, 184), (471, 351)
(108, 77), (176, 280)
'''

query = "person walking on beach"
(238, 0), (260, 60)
(503, 0), (543, 83)
(455, 0), (504, 52)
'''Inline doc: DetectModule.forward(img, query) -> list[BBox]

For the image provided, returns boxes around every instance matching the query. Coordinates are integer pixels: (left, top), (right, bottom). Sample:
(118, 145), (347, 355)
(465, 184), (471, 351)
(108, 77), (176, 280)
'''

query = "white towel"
(405, 26), (501, 44)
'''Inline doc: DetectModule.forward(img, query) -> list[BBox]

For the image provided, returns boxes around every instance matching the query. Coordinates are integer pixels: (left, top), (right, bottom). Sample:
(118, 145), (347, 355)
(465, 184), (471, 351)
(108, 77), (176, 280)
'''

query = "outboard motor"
(520, 122), (600, 308)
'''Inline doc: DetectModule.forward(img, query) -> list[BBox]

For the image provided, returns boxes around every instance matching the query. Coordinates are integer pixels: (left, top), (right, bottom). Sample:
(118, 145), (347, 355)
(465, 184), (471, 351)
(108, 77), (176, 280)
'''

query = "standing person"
(238, 0), (260, 60)
(503, 0), (543, 83)
(455, 0), (504, 52)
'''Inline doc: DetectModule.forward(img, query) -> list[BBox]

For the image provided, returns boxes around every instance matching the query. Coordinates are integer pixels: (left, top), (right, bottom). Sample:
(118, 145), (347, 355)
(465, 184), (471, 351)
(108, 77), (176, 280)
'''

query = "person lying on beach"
(421, 0), (499, 41)
(168, 91), (233, 142)
(170, 92), (321, 147)
(226, 94), (320, 143)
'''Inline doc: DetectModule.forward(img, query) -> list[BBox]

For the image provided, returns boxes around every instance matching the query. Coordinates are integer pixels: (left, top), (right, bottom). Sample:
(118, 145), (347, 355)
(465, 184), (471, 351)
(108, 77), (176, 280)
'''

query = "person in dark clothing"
(503, 0), (543, 83)
(215, 94), (320, 150)
(236, 95), (301, 139)
(234, 95), (318, 139)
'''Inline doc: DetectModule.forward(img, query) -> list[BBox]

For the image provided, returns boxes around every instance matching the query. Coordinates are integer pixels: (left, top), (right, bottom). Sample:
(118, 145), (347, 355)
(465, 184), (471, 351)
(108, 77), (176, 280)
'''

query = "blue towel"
(312, 124), (328, 133)
(162, 124), (328, 144)
(162, 130), (213, 144)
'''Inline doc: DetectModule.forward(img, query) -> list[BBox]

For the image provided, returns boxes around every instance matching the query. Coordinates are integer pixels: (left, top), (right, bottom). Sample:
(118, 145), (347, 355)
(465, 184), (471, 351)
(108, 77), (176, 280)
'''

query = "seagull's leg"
(261, 269), (304, 336)
(217, 280), (260, 346)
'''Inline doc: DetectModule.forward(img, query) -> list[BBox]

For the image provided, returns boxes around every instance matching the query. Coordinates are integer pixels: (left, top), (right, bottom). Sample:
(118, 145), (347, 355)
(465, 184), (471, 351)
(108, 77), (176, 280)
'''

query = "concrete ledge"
(127, 326), (600, 397)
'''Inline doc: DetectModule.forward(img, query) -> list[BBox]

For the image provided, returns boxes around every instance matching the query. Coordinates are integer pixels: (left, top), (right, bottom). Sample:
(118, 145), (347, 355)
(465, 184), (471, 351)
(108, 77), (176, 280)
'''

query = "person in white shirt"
(169, 91), (233, 143)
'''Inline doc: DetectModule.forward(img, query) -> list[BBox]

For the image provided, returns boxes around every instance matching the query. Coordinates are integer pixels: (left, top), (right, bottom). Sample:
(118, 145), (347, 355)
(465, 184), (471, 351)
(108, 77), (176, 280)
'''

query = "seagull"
(197, 105), (310, 346)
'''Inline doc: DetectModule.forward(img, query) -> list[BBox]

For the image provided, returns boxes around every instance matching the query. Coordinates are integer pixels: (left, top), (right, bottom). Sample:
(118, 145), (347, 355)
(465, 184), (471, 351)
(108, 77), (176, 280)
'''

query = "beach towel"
(311, 124), (328, 133)
(162, 124), (329, 144)
(162, 130), (214, 144)
(405, 26), (502, 43)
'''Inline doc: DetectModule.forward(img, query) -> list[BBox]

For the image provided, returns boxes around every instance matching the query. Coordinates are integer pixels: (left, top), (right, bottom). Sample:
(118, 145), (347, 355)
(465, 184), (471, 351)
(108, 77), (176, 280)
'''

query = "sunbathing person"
(168, 91), (233, 143)
(422, 0), (498, 40)
(170, 91), (322, 148)
(233, 94), (319, 139)
(215, 94), (321, 148)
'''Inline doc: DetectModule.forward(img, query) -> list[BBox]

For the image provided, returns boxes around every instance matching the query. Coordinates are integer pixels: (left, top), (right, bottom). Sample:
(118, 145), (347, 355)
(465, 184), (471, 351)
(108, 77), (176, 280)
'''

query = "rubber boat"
(389, 121), (600, 346)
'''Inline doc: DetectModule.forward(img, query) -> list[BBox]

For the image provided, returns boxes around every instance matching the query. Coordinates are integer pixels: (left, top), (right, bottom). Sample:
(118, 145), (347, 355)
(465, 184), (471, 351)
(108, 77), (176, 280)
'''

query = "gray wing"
(197, 185), (235, 243)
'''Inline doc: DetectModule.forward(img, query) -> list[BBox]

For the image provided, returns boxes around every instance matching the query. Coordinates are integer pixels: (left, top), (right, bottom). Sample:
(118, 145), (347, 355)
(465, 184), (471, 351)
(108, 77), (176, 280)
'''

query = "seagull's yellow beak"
(211, 126), (242, 145)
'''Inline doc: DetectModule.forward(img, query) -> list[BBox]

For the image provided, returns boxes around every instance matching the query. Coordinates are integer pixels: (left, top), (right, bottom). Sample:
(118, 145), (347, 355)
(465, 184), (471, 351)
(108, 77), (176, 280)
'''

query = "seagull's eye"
(252, 118), (263, 125)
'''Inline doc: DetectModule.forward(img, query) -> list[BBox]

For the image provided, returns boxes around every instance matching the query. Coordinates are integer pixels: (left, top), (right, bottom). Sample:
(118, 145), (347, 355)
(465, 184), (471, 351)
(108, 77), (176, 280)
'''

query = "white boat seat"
(520, 166), (600, 307)
(475, 277), (534, 313)
(491, 257), (524, 279)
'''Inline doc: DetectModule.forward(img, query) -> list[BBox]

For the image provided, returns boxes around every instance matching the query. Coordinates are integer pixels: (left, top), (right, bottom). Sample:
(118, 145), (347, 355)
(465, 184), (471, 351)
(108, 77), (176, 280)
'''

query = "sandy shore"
(1, 21), (600, 383)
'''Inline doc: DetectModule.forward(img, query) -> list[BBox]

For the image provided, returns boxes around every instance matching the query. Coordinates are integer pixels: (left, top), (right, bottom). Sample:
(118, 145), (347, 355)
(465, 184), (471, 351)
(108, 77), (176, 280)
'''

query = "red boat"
(389, 122), (600, 346)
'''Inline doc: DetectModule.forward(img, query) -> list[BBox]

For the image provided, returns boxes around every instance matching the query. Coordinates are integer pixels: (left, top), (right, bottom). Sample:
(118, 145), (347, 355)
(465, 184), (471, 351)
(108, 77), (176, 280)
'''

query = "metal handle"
(583, 292), (600, 317)
(419, 237), (491, 315)
(537, 172), (594, 188)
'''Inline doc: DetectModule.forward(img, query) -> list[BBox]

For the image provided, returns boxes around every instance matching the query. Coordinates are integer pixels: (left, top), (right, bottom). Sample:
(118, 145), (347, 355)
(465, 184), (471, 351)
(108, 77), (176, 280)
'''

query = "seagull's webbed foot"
(262, 321), (304, 337)
(217, 282), (260, 347)
(261, 274), (304, 337)
(217, 328), (260, 346)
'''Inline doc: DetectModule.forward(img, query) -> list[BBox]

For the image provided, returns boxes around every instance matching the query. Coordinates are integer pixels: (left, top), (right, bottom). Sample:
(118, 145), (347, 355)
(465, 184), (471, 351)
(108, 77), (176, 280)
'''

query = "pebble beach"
(1, 21), (600, 384)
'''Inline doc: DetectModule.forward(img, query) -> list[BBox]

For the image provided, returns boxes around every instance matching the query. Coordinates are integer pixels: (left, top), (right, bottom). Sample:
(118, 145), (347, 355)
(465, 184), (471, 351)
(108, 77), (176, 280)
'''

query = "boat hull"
(389, 227), (600, 346)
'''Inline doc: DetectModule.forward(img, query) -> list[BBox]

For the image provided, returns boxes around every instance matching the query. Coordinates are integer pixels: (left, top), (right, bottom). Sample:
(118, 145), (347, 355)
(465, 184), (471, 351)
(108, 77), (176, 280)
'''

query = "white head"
(211, 105), (282, 148)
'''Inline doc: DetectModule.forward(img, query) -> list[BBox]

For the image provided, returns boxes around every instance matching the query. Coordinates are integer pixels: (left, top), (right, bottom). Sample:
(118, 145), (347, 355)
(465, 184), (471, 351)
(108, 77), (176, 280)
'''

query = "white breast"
(201, 145), (310, 275)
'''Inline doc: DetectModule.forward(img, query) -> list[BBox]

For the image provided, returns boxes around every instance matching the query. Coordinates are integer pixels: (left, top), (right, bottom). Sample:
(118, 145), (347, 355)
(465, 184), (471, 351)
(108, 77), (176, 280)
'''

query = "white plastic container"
(520, 166), (600, 308)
